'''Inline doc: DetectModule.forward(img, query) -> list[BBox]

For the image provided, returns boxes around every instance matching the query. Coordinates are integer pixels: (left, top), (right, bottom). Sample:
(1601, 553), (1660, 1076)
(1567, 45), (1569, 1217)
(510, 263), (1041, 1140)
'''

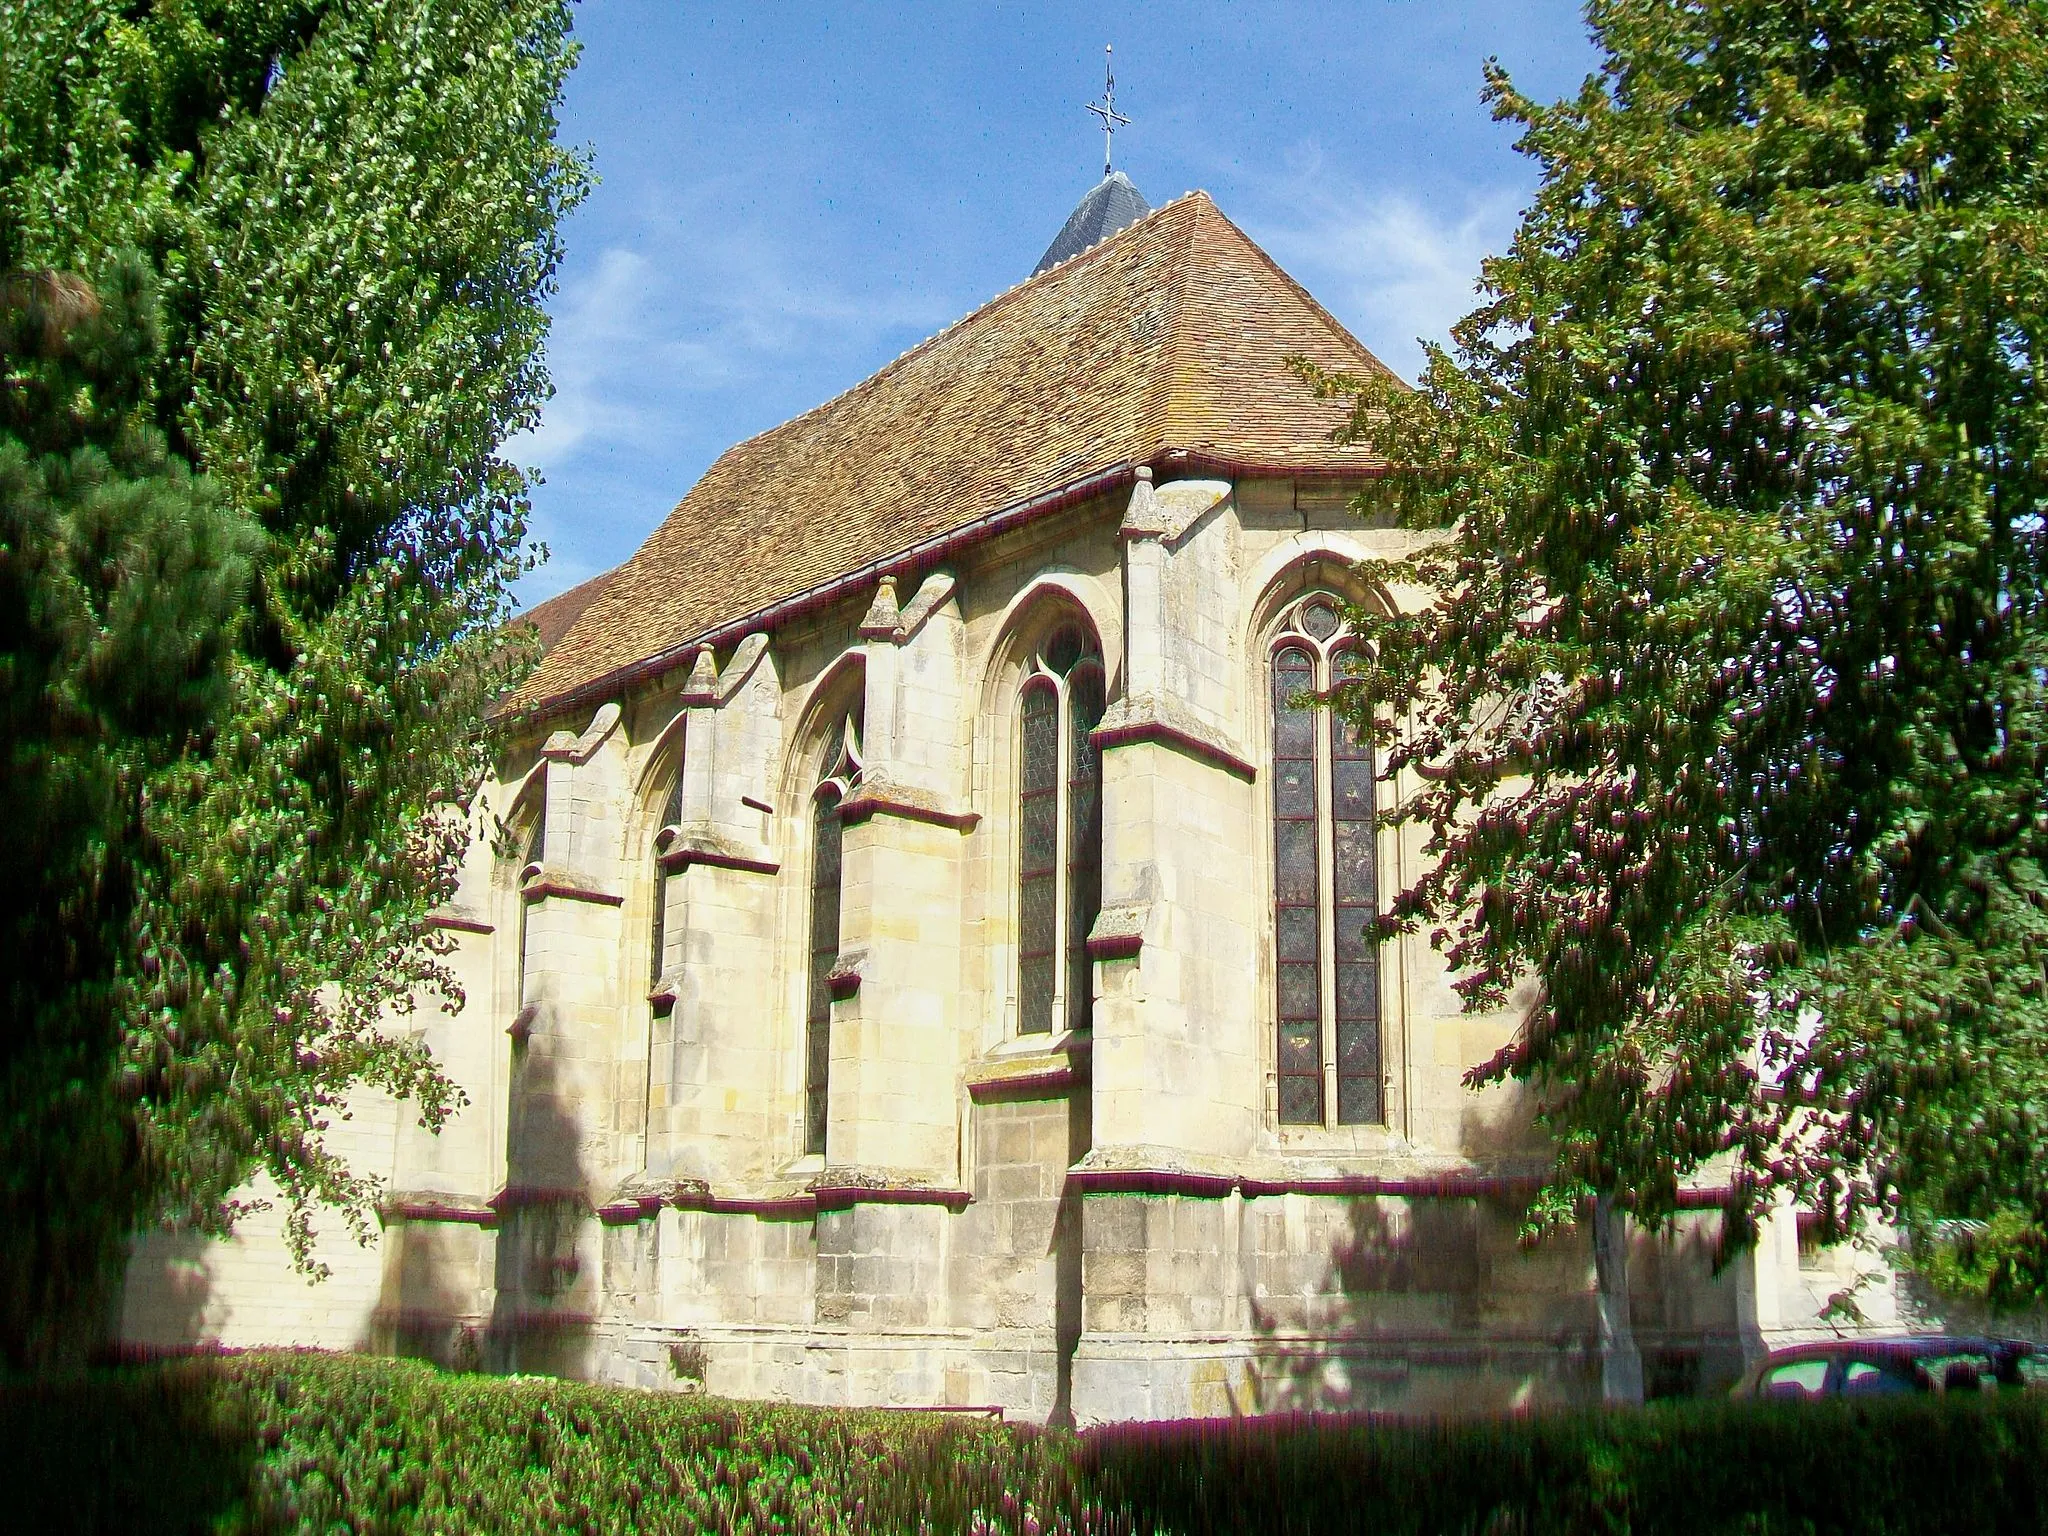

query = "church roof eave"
(495, 447), (1386, 732)
(495, 458), (1138, 728)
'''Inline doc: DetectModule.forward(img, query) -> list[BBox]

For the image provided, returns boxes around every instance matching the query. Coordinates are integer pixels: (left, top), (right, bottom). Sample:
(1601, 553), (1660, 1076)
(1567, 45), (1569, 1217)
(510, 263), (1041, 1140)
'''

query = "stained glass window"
(661, 762), (685, 827)
(805, 795), (840, 1153)
(1269, 600), (1383, 1128)
(1015, 622), (1105, 1038)
(1330, 646), (1380, 1124)
(649, 862), (667, 987)
(1300, 598), (1341, 640)
(515, 804), (543, 1012)
(1018, 680), (1059, 1033)
(804, 715), (861, 1156)
(1271, 644), (1323, 1124)
(651, 752), (684, 990)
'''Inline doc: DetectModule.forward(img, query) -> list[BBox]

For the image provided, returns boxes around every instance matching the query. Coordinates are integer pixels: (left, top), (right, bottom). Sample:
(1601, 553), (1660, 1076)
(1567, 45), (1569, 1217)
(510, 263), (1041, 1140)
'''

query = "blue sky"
(512, 1), (1599, 605)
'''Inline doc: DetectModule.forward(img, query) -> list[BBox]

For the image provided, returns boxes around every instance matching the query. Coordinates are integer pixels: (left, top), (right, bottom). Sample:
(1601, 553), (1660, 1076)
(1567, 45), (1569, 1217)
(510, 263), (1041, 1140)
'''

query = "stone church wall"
(118, 473), (1871, 1419)
(120, 1095), (406, 1354)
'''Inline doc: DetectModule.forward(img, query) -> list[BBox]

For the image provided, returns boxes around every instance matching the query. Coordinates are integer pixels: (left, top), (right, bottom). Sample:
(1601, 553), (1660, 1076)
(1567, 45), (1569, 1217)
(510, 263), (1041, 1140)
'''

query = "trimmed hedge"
(2, 1351), (2045, 1534)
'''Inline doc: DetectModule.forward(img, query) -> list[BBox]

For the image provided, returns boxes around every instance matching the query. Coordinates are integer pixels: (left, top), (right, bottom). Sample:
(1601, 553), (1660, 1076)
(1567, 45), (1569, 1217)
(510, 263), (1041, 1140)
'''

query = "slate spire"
(1032, 170), (1153, 276)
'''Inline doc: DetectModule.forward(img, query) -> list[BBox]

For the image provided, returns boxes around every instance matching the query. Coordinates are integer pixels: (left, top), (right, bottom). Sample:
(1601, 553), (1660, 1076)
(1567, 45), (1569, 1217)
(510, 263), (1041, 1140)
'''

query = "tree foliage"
(1313, 0), (2048, 1296)
(0, 0), (587, 1369)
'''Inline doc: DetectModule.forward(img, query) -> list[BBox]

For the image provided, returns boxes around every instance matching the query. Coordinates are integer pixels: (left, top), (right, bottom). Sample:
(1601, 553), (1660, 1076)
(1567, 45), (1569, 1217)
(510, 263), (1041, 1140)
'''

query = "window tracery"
(1017, 623), (1105, 1035)
(804, 711), (863, 1155)
(1268, 594), (1381, 1126)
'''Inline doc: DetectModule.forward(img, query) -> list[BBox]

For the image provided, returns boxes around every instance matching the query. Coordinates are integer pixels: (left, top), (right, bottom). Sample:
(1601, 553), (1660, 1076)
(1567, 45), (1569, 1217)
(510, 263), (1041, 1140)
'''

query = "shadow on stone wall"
(374, 1219), (489, 1370)
(1049, 1079), (1093, 1427)
(483, 1034), (596, 1376)
(117, 1230), (219, 1351)
(1239, 1190), (1757, 1413)
(1244, 1194), (1601, 1415)
(1624, 1214), (1748, 1398)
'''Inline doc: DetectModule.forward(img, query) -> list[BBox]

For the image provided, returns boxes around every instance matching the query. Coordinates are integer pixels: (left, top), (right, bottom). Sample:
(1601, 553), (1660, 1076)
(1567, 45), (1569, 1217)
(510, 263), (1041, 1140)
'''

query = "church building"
(120, 172), (1887, 1423)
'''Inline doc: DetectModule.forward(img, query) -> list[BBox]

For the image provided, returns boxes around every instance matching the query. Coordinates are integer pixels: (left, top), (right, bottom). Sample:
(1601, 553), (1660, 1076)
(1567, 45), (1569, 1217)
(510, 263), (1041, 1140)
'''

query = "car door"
(1837, 1359), (1918, 1397)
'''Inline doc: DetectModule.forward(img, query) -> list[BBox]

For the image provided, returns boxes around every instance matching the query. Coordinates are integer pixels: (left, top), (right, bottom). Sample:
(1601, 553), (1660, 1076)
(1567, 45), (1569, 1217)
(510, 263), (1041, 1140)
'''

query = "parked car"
(1731, 1335), (2043, 1399)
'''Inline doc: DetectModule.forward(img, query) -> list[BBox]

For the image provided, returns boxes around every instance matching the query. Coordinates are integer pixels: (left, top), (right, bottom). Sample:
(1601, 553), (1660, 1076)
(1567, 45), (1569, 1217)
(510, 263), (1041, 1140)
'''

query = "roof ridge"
(1149, 194), (1207, 452)
(1027, 186), (1204, 281)
(1195, 199), (1395, 382)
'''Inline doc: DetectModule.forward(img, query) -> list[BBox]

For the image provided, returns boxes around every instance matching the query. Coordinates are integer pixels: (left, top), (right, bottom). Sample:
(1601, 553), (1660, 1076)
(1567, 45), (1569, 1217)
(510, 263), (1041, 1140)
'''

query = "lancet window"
(804, 711), (863, 1155)
(1017, 623), (1105, 1035)
(1269, 594), (1381, 1126)
(649, 755), (684, 993)
(514, 798), (545, 1011)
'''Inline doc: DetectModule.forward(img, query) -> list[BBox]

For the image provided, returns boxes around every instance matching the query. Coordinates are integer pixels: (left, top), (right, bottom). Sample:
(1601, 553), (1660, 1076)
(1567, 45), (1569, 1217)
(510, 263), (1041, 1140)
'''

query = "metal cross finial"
(1085, 44), (1130, 178)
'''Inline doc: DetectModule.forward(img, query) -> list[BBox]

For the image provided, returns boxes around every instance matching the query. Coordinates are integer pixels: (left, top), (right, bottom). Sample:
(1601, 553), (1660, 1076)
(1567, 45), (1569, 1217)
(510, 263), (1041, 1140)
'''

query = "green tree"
(0, 0), (587, 1370)
(1310, 0), (2048, 1299)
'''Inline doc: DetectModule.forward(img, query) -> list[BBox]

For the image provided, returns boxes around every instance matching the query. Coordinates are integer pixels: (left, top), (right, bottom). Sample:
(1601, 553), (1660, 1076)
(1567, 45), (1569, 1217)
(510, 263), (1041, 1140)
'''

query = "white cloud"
(509, 183), (960, 485)
(505, 173), (970, 607)
(1247, 173), (1523, 384)
(517, 246), (661, 466)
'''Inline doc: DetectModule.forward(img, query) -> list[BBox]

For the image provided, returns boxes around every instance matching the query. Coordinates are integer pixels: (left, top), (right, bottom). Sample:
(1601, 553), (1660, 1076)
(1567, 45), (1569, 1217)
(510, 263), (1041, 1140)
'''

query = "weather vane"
(1085, 44), (1130, 178)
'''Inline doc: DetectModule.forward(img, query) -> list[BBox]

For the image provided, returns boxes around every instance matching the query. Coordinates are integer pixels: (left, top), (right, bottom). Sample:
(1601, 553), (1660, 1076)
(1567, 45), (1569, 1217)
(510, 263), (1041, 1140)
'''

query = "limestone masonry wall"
(119, 474), (1905, 1420)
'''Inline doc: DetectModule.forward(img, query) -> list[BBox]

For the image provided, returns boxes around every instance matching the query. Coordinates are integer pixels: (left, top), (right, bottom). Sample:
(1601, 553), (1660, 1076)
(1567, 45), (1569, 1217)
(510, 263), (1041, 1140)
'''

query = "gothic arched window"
(1017, 623), (1106, 1035)
(649, 751), (685, 994)
(1269, 594), (1381, 1125)
(513, 795), (545, 1012)
(804, 711), (863, 1155)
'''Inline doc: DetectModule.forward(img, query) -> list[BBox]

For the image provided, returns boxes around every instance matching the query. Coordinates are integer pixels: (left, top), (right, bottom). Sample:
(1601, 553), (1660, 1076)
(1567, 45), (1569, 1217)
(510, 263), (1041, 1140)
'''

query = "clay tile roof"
(509, 192), (1392, 720)
(521, 566), (618, 654)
